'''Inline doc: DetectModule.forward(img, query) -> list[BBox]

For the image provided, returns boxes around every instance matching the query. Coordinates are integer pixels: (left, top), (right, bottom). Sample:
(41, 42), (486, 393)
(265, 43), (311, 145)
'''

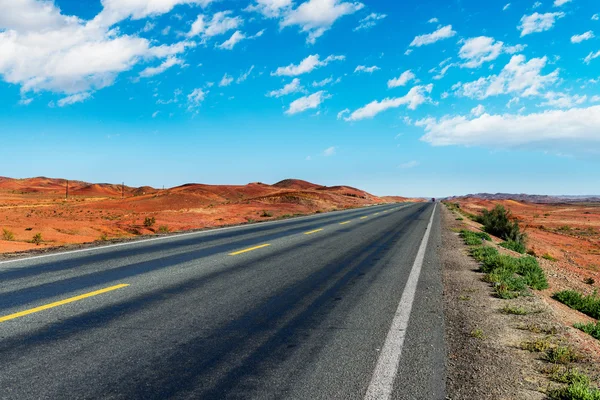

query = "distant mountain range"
(445, 193), (600, 203)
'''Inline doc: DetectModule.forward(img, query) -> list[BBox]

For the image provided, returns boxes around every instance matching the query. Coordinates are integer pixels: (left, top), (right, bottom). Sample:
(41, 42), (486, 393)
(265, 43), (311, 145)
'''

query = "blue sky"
(1, 0), (599, 197)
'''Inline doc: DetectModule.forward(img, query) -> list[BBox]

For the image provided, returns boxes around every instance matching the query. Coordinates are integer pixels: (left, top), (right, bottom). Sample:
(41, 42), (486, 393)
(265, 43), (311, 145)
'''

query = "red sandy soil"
(456, 197), (600, 284)
(0, 177), (406, 255)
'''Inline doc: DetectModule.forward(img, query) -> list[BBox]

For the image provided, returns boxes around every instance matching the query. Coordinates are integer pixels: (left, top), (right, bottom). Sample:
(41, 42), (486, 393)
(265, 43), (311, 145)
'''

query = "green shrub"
(32, 233), (43, 245)
(546, 346), (580, 364)
(470, 246), (499, 262)
(549, 381), (600, 400)
(2, 228), (15, 241)
(574, 321), (600, 340)
(261, 210), (273, 217)
(158, 225), (169, 233)
(499, 240), (526, 254)
(553, 290), (600, 320)
(99, 233), (108, 241)
(543, 253), (558, 262)
(517, 256), (549, 290)
(460, 230), (491, 246)
(475, 205), (527, 245)
(143, 217), (156, 227)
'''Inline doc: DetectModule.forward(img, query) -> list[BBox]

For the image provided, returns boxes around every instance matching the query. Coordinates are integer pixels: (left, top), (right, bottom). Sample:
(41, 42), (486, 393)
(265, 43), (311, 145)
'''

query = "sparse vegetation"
(470, 328), (485, 339)
(31, 233), (43, 245)
(261, 210), (273, 217)
(499, 240), (526, 254)
(2, 228), (14, 241)
(459, 230), (491, 246)
(98, 233), (108, 241)
(521, 338), (552, 353)
(584, 278), (595, 285)
(548, 368), (600, 400)
(546, 346), (580, 364)
(574, 321), (600, 341)
(553, 290), (600, 320)
(501, 304), (529, 315)
(143, 217), (156, 228)
(158, 225), (169, 233)
(544, 253), (558, 262)
(475, 205), (527, 248)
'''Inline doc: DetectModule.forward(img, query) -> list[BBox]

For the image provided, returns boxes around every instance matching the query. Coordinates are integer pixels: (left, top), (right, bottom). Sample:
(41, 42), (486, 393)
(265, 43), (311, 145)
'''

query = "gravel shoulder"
(441, 205), (600, 399)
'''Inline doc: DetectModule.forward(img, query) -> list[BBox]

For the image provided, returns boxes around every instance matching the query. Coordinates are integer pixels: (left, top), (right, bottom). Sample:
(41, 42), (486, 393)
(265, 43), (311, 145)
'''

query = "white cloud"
(453, 55), (559, 100)
(267, 78), (305, 97)
(540, 91), (587, 108)
(57, 92), (91, 107)
(187, 87), (207, 110)
(142, 21), (156, 32)
(533, 1), (542, 8)
(237, 65), (255, 83)
(584, 51), (600, 64)
(571, 31), (595, 43)
(553, 0), (572, 6)
(404, 49), (413, 56)
(245, 0), (293, 18)
(312, 77), (333, 87)
(399, 160), (419, 168)
(139, 56), (184, 78)
(503, 3), (511, 11)
(217, 29), (264, 50)
(410, 25), (456, 47)
(337, 108), (350, 119)
(0, 0), (195, 98)
(323, 146), (336, 156)
(591, 95), (600, 102)
(518, 12), (565, 36)
(187, 11), (243, 39)
(281, 0), (365, 44)
(388, 70), (416, 88)
(345, 84), (434, 121)
(471, 104), (485, 116)
(593, 14), (599, 21)
(97, 0), (216, 26)
(272, 54), (345, 76)
(428, 17), (439, 23)
(152, 110), (159, 118)
(355, 65), (380, 73)
(417, 106), (600, 150)
(354, 12), (386, 31)
(285, 91), (331, 115)
(219, 73), (234, 87)
(458, 36), (524, 68)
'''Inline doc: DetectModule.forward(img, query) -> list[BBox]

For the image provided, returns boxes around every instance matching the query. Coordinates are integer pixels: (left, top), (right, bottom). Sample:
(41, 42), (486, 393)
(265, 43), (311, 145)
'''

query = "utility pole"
(65, 180), (69, 200)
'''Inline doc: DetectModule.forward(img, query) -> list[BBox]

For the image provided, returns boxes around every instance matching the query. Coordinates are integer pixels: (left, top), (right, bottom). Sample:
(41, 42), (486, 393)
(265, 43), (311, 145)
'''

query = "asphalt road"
(0, 202), (445, 400)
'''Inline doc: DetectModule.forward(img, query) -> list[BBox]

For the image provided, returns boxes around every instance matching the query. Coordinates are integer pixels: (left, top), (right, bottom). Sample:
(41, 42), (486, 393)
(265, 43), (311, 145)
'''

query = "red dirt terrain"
(455, 197), (600, 281)
(0, 177), (405, 255)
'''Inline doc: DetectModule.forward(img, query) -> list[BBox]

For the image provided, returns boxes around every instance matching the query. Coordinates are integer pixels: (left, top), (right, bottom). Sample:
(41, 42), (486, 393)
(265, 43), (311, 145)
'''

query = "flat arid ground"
(0, 177), (417, 256)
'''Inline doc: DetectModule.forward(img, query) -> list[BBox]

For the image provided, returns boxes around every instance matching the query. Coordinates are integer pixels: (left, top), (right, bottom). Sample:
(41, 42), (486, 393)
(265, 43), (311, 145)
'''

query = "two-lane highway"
(0, 202), (445, 399)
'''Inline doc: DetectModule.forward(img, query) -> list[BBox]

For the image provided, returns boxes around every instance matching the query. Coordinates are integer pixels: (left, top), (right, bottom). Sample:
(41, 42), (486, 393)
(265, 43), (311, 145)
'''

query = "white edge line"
(364, 203), (437, 400)
(0, 203), (410, 266)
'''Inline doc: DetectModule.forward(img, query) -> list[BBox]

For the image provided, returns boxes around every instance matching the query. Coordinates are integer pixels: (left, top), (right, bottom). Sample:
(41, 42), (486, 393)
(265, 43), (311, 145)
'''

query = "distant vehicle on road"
(432, 198), (436, 202)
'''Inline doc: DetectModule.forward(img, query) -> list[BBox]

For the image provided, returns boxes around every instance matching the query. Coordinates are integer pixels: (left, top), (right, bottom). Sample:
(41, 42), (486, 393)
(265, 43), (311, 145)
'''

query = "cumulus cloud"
(355, 65), (380, 73)
(388, 70), (416, 88)
(345, 84), (433, 121)
(453, 55), (559, 100)
(458, 36), (525, 68)
(272, 54), (345, 76)
(187, 11), (243, 39)
(267, 78), (305, 97)
(139, 56), (185, 78)
(539, 91), (587, 108)
(553, 0), (572, 6)
(471, 104), (485, 116)
(280, 0), (364, 44)
(571, 31), (595, 43)
(219, 73), (234, 87)
(187, 87), (207, 110)
(245, 0), (293, 18)
(354, 12), (386, 31)
(428, 18), (438, 23)
(0, 0), (195, 99)
(285, 91), (331, 115)
(417, 106), (600, 151)
(518, 12), (565, 36)
(410, 25), (456, 47)
(96, 0), (216, 26)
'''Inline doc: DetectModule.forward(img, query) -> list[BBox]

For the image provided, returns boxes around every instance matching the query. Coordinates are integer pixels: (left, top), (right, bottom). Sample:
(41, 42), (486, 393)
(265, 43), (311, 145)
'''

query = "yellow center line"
(229, 243), (271, 256)
(339, 221), (352, 225)
(360, 216), (368, 220)
(0, 284), (130, 323)
(304, 229), (324, 235)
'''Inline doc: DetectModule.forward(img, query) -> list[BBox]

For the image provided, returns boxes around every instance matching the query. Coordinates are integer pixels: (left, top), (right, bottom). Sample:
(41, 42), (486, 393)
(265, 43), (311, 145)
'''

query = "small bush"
(499, 240), (526, 254)
(261, 210), (273, 218)
(456, 217), (464, 221)
(501, 304), (528, 315)
(553, 290), (600, 320)
(158, 225), (169, 234)
(584, 278), (595, 285)
(2, 228), (15, 241)
(143, 217), (156, 227)
(548, 380), (600, 400)
(546, 346), (580, 364)
(470, 246), (499, 262)
(543, 253), (558, 262)
(99, 233), (108, 241)
(460, 230), (491, 246)
(574, 321), (600, 340)
(32, 233), (43, 245)
(470, 328), (485, 339)
(475, 205), (527, 246)
(521, 338), (552, 353)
